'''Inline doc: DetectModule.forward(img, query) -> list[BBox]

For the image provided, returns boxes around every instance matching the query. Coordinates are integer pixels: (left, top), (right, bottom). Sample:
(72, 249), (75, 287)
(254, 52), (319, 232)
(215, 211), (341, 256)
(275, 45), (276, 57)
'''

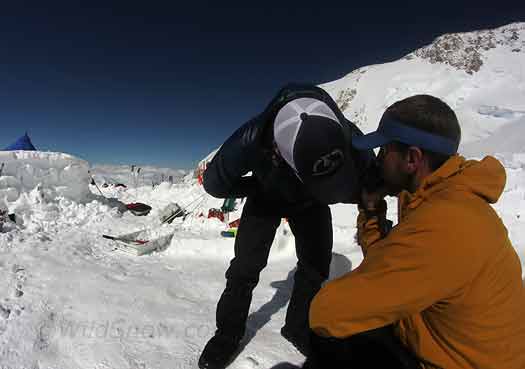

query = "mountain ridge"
(321, 22), (525, 153)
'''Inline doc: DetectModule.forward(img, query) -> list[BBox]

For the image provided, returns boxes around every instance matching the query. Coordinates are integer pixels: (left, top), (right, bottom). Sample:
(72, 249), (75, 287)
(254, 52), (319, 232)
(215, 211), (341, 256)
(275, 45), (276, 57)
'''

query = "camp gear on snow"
(228, 218), (241, 228)
(129, 165), (143, 199)
(103, 230), (175, 256)
(159, 202), (188, 224)
(126, 203), (152, 216)
(157, 192), (207, 225)
(102, 208), (182, 255)
(88, 170), (105, 197)
(220, 228), (237, 238)
(352, 115), (458, 155)
(221, 198), (237, 213)
(208, 208), (225, 222)
(102, 234), (149, 245)
(4, 133), (37, 151)
(175, 192), (208, 218)
(102, 192), (207, 255)
(87, 171), (154, 217)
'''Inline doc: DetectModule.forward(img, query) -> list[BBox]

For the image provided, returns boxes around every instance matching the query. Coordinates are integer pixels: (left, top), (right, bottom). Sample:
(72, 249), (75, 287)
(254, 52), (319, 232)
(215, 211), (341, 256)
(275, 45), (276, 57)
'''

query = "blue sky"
(1, 1), (523, 169)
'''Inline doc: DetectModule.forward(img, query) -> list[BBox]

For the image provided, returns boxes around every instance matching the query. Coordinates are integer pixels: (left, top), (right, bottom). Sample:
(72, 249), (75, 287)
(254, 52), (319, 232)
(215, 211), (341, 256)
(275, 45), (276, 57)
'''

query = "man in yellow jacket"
(307, 95), (525, 368)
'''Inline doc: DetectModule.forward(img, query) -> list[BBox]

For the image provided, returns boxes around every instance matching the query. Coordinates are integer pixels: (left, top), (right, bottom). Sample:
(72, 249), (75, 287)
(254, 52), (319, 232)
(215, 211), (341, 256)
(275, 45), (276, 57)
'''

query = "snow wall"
(0, 150), (92, 210)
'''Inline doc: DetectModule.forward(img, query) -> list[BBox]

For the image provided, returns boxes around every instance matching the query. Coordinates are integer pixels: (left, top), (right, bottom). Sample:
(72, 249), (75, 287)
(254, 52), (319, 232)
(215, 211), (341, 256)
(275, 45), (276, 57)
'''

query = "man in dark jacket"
(198, 84), (372, 369)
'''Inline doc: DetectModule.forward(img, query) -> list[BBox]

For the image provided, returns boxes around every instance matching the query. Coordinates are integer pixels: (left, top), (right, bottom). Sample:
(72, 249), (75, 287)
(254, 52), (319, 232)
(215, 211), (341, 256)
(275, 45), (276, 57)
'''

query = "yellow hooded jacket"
(310, 155), (525, 369)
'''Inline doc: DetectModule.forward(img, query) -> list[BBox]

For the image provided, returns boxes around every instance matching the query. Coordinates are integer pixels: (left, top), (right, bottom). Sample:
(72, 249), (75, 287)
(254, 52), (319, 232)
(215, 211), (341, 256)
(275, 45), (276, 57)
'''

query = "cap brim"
(351, 132), (390, 150)
(304, 159), (360, 205)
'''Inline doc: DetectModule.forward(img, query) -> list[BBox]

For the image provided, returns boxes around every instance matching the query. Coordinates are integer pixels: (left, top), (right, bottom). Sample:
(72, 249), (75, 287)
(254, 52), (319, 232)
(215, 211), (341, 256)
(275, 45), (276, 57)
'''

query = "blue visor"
(352, 116), (458, 155)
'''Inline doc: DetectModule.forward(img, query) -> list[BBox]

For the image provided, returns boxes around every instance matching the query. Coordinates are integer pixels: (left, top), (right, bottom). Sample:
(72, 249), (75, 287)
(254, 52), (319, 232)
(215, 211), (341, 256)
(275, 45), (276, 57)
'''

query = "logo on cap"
(312, 149), (344, 176)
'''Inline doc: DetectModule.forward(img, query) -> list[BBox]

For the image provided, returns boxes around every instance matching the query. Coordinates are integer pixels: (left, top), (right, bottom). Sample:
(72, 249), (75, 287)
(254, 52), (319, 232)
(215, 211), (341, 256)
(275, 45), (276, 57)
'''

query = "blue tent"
(4, 133), (37, 151)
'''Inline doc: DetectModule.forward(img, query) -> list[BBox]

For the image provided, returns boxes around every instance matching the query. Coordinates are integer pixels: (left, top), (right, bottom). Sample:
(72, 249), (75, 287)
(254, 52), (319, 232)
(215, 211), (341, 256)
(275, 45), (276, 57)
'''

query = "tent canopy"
(4, 133), (37, 151)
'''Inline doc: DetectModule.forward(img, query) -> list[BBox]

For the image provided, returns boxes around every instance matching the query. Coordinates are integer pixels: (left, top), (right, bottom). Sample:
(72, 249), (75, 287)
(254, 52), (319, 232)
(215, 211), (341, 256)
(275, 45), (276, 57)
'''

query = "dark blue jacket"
(203, 84), (370, 209)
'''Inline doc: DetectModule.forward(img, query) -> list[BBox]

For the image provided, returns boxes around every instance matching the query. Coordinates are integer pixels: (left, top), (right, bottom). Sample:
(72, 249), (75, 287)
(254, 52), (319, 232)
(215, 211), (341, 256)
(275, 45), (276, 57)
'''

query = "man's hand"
(359, 187), (393, 241)
(361, 187), (388, 213)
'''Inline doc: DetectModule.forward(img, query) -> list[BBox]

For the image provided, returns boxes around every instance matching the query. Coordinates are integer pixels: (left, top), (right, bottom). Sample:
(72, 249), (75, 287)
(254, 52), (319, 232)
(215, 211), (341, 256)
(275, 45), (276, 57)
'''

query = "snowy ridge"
(407, 22), (525, 74)
(322, 22), (525, 156)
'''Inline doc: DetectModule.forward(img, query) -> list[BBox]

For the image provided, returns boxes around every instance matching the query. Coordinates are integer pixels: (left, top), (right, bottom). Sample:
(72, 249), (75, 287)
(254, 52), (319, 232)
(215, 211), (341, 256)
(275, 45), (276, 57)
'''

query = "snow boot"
(198, 333), (240, 369)
(280, 326), (311, 356)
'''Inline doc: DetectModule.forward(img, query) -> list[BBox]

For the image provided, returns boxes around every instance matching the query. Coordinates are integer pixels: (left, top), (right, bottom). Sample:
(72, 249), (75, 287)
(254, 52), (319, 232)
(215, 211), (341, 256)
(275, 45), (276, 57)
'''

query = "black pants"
(303, 326), (422, 369)
(215, 195), (333, 342)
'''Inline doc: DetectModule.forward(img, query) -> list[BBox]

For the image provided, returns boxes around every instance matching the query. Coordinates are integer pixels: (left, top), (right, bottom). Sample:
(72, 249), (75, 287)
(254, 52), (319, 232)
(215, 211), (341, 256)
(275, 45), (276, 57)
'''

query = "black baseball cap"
(273, 97), (361, 204)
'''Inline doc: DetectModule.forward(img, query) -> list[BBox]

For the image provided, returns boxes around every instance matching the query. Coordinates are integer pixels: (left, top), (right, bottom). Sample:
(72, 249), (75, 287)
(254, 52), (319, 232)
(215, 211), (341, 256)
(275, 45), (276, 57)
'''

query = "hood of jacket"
(398, 155), (506, 218)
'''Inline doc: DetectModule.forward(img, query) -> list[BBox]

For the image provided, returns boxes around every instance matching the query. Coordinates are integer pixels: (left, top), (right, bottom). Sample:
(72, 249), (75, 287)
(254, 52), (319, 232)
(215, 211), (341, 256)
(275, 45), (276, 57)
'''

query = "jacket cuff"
(357, 200), (390, 254)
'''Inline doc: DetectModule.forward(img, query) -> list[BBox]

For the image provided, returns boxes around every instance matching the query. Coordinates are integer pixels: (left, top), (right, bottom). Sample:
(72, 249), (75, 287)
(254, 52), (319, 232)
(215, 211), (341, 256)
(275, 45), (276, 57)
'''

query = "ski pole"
(162, 192), (207, 224)
(177, 192), (209, 226)
(175, 194), (207, 223)
(102, 234), (149, 244)
(88, 170), (105, 197)
(136, 167), (141, 199)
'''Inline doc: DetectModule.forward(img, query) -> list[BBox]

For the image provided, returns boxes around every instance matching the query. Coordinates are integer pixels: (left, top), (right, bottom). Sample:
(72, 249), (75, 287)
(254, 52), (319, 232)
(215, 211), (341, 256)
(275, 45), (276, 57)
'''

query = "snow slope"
(1, 22), (525, 369)
(321, 22), (525, 152)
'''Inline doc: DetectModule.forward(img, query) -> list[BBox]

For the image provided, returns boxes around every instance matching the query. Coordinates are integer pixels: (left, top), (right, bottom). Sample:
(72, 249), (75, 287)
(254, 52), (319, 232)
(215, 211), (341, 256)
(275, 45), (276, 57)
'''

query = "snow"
(89, 164), (187, 188)
(1, 22), (525, 369)
(1, 145), (523, 369)
(0, 151), (92, 207)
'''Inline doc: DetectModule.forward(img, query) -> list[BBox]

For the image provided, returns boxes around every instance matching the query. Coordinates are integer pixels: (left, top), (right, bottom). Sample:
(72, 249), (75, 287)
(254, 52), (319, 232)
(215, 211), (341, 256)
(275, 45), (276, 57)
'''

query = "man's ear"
(405, 146), (424, 173)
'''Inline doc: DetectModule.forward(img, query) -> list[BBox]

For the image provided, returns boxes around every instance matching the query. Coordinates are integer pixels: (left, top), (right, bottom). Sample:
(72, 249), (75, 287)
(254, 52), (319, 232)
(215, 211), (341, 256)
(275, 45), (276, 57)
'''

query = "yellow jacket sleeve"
(310, 209), (477, 338)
